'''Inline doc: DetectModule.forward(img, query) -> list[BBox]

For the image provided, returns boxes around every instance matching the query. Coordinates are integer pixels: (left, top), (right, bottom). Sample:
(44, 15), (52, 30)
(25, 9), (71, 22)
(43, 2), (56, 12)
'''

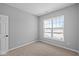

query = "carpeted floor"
(2, 41), (79, 56)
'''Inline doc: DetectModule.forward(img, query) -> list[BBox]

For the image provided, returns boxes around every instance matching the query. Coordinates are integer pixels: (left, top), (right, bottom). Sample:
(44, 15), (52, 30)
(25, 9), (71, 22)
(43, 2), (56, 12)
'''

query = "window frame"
(43, 15), (64, 42)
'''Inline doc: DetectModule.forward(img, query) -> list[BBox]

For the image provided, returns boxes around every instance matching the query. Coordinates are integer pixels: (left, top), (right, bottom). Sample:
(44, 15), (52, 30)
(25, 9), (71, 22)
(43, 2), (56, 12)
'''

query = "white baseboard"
(40, 39), (79, 53)
(1, 39), (79, 55)
(8, 40), (36, 52)
(0, 40), (37, 55)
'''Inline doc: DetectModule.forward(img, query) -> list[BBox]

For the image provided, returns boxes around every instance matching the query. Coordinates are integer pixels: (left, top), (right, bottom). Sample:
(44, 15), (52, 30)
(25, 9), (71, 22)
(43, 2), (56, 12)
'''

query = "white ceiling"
(7, 3), (75, 16)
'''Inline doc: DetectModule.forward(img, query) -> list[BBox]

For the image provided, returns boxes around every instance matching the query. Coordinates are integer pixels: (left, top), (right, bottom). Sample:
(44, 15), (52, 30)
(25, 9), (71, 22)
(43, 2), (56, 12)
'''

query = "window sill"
(43, 37), (64, 42)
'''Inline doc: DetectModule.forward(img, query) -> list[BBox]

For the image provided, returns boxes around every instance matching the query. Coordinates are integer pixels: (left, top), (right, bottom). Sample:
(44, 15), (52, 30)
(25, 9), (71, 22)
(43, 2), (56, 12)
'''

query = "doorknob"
(6, 35), (8, 37)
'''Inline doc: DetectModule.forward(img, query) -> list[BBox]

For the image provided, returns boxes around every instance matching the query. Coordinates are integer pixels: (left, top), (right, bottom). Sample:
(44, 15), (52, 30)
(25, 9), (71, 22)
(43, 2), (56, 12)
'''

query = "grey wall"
(39, 4), (78, 51)
(0, 3), (79, 52)
(0, 3), (38, 49)
(77, 4), (79, 50)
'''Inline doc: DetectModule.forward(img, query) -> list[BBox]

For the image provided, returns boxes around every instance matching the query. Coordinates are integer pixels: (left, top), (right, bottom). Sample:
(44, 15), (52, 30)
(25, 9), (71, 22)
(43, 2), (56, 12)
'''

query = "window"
(43, 19), (52, 38)
(53, 15), (64, 41)
(43, 15), (64, 42)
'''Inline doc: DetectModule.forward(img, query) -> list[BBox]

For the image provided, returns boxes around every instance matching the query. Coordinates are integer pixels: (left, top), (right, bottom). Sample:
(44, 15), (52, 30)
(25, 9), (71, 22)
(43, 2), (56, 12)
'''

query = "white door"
(0, 15), (8, 54)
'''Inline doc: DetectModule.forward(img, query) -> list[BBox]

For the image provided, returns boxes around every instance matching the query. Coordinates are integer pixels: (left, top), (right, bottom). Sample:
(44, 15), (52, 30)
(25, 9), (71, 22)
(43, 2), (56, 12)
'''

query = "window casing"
(43, 15), (64, 42)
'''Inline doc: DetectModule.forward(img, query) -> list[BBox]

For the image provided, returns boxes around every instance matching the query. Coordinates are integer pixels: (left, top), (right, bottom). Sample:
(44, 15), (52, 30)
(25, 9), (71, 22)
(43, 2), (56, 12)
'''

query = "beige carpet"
(2, 41), (79, 56)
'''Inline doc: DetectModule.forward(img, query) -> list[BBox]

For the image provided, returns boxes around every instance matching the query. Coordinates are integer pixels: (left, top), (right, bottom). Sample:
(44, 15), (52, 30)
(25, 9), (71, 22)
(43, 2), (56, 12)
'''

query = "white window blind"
(43, 15), (64, 42)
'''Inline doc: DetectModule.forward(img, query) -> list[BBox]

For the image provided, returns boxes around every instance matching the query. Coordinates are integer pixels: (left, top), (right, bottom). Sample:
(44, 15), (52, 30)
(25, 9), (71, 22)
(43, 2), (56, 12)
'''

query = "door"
(0, 15), (8, 54)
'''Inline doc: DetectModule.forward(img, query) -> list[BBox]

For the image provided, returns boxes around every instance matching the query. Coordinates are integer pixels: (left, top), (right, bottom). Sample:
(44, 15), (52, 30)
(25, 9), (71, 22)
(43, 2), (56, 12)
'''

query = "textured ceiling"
(7, 3), (75, 16)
